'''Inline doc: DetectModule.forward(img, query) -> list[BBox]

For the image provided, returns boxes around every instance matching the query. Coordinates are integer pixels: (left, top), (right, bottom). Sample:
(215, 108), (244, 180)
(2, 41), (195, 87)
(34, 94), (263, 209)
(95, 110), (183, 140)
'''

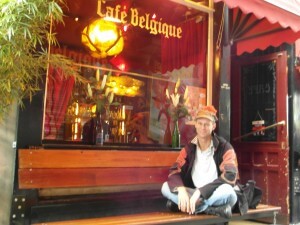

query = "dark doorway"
(231, 51), (289, 222)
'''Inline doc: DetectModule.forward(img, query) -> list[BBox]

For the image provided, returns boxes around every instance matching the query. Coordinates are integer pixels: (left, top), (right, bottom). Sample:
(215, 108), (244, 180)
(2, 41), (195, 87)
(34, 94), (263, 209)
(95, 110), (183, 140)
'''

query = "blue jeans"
(161, 182), (237, 213)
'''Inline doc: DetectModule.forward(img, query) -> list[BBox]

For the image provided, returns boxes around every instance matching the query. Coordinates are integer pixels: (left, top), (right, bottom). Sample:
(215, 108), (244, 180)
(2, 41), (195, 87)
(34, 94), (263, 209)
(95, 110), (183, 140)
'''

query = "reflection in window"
(241, 60), (277, 142)
(43, 0), (208, 146)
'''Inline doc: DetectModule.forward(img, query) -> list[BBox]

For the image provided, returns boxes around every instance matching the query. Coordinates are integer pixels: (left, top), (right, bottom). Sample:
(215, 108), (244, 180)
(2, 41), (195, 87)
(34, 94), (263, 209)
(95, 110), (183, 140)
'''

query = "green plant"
(86, 70), (115, 114)
(0, 0), (81, 120)
(165, 78), (189, 122)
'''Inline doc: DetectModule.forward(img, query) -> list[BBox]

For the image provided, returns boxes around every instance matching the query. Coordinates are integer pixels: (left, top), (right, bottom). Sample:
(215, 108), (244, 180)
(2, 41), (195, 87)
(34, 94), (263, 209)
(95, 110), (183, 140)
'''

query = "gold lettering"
(145, 14), (150, 30)
(97, 0), (105, 17)
(158, 18), (162, 34)
(149, 20), (158, 35)
(130, 8), (139, 26)
(51, 46), (102, 64)
(114, 5), (121, 19)
(162, 23), (169, 38)
(139, 16), (145, 28)
(114, 5), (127, 23)
(169, 25), (176, 37)
(177, 27), (182, 38)
(98, 2), (182, 39)
(120, 11), (127, 23)
(105, 6), (115, 18)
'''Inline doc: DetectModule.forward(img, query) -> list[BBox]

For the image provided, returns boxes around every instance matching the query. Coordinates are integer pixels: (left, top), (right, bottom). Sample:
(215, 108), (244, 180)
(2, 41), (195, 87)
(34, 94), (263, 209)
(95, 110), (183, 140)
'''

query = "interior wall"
(0, 103), (18, 225)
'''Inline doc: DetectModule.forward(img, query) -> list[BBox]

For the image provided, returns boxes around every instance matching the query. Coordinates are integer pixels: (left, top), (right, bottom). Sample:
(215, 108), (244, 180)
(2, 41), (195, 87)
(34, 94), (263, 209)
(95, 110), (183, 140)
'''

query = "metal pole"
(219, 5), (231, 140)
(233, 120), (285, 141)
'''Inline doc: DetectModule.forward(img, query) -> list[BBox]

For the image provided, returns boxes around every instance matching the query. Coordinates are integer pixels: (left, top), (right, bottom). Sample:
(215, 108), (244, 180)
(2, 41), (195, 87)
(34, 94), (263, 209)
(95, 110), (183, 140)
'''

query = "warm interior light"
(106, 75), (145, 97)
(118, 63), (126, 71)
(82, 18), (124, 58)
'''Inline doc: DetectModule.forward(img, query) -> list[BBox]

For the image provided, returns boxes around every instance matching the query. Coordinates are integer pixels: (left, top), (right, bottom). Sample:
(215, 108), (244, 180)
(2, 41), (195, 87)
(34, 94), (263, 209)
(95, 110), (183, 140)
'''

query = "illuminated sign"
(97, 0), (182, 39)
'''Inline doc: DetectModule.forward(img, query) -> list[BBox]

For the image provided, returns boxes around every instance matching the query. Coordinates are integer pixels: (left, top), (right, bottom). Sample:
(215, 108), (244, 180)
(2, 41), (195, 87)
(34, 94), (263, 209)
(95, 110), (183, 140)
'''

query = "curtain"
(159, 19), (208, 145)
(44, 66), (75, 139)
(161, 19), (208, 87)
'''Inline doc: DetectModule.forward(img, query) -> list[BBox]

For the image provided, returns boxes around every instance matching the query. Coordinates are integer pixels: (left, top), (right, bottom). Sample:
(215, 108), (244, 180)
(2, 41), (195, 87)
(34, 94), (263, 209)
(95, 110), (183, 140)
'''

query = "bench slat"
(19, 149), (178, 168)
(32, 205), (281, 225)
(19, 167), (169, 189)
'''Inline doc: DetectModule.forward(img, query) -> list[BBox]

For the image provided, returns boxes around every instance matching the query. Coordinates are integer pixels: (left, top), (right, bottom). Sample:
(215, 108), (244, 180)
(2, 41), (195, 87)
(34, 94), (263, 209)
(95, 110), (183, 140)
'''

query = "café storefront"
(15, 0), (216, 224)
(14, 0), (300, 224)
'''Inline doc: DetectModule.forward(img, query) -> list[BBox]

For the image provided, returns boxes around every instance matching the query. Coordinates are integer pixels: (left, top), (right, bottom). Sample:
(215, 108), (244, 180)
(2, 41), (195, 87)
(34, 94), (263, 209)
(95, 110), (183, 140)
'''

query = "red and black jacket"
(167, 133), (238, 200)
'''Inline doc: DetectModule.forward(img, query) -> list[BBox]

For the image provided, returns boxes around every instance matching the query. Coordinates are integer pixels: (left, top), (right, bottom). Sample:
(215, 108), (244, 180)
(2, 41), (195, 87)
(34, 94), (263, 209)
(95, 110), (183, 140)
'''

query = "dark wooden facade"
(10, 2), (300, 225)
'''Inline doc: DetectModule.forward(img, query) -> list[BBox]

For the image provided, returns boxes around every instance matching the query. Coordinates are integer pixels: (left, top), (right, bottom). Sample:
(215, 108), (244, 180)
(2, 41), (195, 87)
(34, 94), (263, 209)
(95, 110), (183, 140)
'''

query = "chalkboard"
(241, 60), (277, 142)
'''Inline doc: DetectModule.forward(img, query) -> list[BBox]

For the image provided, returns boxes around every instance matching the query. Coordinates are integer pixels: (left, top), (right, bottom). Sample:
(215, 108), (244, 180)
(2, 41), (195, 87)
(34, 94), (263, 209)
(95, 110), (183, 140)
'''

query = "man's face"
(194, 117), (216, 138)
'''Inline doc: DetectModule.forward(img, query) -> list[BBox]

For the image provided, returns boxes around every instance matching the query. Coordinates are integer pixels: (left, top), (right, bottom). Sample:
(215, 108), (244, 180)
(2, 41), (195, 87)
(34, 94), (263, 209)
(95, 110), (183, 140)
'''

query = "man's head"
(194, 105), (218, 138)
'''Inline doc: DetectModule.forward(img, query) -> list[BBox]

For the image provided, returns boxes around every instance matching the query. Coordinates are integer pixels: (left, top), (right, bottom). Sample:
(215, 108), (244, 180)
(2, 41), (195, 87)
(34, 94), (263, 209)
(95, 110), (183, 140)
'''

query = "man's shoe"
(204, 204), (232, 219)
(166, 200), (180, 212)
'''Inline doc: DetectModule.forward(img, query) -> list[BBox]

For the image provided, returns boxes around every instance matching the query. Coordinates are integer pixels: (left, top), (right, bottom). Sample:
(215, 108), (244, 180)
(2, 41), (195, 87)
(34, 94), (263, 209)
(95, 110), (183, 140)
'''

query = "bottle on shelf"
(95, 113), (104, 146)
(104, 120), (110, 143)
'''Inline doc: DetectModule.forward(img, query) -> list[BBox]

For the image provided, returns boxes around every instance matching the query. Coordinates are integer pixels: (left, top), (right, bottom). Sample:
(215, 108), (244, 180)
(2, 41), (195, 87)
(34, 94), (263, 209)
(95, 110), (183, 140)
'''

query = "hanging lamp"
(81, 18), (124, 58)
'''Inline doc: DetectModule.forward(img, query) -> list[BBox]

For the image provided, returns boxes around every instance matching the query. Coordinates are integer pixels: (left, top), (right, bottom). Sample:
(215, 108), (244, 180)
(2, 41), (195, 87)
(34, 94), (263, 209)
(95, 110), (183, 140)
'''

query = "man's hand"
(177, 187), (191, 213)
(189, 189), (201, 214)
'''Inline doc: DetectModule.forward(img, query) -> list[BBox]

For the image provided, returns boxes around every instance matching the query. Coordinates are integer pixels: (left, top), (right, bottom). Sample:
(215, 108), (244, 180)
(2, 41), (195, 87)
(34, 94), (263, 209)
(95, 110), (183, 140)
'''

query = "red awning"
(297, 39), (300, 57)
(215, 0), (300, 55)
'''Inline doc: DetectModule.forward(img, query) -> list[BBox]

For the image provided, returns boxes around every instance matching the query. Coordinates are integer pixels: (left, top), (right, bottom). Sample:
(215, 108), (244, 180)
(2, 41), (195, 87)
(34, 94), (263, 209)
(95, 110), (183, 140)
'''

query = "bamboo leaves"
(0, 0), (78, 120)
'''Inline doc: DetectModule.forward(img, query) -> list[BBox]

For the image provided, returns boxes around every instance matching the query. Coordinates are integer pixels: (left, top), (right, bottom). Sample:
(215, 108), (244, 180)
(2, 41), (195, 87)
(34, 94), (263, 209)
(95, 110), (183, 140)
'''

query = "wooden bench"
(31, 205), (281, 225)
(18, 149), (176, 189)
(18, 148), (281, 225)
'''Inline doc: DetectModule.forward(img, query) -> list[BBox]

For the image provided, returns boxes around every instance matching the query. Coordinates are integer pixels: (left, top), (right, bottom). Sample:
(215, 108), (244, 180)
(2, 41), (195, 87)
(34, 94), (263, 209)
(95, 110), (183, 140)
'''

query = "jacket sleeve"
(199, 148), (238, 199)
(166, 147), (188, 192)
(219, 149), (239, 184)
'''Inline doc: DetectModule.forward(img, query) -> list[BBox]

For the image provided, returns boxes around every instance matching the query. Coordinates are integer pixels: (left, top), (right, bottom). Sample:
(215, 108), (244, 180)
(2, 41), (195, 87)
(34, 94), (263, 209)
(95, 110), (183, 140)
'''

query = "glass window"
(241, 60), (277, 141)
(43, 0), (208, 147)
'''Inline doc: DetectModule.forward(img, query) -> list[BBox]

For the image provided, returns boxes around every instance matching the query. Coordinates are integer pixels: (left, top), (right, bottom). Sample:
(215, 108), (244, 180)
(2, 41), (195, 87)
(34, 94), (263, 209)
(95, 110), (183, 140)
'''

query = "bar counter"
(41, 140), (182, 151)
